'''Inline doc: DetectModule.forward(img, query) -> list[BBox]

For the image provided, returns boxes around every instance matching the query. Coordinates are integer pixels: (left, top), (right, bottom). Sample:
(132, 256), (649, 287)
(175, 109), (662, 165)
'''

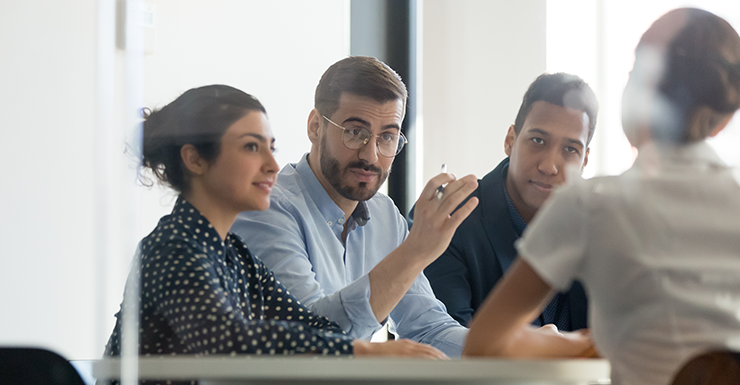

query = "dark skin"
(504, 101), (590, 223)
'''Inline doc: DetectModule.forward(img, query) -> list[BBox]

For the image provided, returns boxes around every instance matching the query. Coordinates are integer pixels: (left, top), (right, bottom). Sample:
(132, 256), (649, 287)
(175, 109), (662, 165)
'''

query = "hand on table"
(353, 339), (449, 360)
(535, 325), (599, 358)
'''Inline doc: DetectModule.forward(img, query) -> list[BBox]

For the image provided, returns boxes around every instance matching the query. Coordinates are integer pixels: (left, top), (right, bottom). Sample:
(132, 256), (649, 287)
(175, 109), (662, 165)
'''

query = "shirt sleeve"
(423, 237), (475, 326)
(389, 272), (469, 357)
(254, 257), (349, 336)
(140, 241), (354, 356)
(231, 196), (382, 340)
(516, 183), (589, 291)
(390, 205), (469, 358)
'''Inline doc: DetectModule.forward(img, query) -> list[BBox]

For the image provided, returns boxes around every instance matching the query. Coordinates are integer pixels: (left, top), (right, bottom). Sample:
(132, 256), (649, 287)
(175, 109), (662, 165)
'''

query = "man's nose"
(538, 149), (560, 176)
(357, 137), (379, 164)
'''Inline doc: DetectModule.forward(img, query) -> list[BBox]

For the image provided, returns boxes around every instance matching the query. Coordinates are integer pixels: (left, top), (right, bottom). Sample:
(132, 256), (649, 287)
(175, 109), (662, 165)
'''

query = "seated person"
(464, 8), (740, 385)
(417, 72), (598, 330)
(232, 57), (479, 357)
(104, 84), (447, 360)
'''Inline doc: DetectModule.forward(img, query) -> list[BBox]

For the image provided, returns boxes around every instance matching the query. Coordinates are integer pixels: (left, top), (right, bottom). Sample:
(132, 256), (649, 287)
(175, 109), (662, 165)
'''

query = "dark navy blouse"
(104, 197), (354, 358)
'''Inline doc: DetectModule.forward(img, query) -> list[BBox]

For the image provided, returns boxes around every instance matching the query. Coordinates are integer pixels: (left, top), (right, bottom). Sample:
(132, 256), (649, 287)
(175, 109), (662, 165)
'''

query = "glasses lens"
(375, 133), (397, 157)
(334, 120), (407, 157)
(342, 127), (370, 150)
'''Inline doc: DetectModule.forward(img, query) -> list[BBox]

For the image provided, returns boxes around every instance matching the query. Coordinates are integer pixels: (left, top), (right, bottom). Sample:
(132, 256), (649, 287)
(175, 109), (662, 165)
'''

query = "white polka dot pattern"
(104, 197), (354, 362)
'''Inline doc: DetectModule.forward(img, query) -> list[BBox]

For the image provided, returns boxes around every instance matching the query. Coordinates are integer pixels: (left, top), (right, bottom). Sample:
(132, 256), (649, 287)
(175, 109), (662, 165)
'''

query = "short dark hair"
(140, 84), (266, 193)
(622, 8), (740, 144)
(314, 56), (408, 118)
(513, 73), (599, 145)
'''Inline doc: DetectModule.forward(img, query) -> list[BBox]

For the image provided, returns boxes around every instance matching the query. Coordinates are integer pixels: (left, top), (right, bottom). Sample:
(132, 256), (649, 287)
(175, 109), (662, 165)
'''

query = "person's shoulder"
(366, 192), (410, 234)
(549, 174), (622, 211)
(139, 212), (209, 259)
(366, 191), (404, 217)
(268, 163), (316, 208)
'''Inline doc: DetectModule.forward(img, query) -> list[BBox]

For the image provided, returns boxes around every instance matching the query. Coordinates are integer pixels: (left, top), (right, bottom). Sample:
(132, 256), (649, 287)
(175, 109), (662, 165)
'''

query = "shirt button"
(338, 218), (345, 224)
(327, 221), (333, 226)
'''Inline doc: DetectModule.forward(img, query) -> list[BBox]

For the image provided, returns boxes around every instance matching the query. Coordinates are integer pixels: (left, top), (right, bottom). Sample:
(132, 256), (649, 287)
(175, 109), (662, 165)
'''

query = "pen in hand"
(436, 164), (447, 200)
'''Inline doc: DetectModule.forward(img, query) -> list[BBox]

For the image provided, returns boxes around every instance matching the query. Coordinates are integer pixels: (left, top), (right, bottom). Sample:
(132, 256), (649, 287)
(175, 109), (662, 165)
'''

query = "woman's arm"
(145, 243), (355, 356)
(463, 258), (593, 357)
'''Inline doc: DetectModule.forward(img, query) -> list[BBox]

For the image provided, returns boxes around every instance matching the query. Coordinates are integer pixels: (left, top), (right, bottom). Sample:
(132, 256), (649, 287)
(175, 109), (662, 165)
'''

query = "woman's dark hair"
(141, 84), (266, 193)
(623, 8), (740, 144)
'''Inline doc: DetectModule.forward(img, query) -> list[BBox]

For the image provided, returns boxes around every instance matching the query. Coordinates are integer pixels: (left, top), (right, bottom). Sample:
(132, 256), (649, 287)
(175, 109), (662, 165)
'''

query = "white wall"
(420, 0), (546, 183)
(0, 0), (99, 360)
(0, 0), (349, 359)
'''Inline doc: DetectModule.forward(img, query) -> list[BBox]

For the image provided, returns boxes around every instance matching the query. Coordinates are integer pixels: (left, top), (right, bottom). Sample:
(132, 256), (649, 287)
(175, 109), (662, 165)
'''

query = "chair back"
(670, 350), (740, 385)
(0, 347), (86, 385)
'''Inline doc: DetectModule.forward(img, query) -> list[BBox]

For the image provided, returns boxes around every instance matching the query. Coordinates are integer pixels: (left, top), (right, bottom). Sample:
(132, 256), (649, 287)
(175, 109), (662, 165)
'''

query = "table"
(92, 356), (611, 384)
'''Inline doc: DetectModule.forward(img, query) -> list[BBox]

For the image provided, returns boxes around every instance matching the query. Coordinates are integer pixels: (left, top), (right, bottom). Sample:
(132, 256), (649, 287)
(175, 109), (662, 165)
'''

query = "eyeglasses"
(322, 115), (408, 157)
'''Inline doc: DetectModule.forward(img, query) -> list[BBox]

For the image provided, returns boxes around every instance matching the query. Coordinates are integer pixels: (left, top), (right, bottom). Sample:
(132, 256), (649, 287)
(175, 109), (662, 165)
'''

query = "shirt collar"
(294, 154), (371, 228)
(632, 140), (727, 174)
(501, 163), (527, 237)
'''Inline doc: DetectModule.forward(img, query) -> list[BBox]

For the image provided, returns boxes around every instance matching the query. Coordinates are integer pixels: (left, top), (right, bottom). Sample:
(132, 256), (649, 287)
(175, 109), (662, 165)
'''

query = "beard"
(319, 133), (389, 201)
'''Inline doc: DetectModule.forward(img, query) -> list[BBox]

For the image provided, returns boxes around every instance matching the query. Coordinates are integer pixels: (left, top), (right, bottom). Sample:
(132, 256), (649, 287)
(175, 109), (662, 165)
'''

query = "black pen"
(436, 164), (447, 200)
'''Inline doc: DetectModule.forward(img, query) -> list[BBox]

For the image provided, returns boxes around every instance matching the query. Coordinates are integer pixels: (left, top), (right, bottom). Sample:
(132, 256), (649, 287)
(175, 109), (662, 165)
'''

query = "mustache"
(346, 161), (382, 174)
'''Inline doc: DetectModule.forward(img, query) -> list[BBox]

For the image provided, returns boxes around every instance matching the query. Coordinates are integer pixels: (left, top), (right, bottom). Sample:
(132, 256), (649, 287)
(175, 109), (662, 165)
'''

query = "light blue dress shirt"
(232, 154), (468, 357)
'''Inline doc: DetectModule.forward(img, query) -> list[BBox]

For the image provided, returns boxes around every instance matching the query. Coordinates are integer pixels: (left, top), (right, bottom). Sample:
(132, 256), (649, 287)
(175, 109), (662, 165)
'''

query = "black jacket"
(414, 157), (588, 329)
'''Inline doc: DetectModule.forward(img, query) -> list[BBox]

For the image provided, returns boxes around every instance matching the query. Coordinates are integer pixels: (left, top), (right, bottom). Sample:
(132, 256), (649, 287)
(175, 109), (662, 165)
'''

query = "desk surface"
(92, 356), (611, 385)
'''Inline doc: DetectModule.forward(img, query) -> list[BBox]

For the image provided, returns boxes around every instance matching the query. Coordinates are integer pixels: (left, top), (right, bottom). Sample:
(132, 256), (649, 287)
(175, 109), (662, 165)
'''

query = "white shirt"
(517, 141), (740, 385)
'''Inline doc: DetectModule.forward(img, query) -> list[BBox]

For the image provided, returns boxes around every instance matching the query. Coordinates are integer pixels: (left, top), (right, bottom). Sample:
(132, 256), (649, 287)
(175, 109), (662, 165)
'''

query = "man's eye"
(565, 146), (579, 154)
(380, 133), (396, 142)
(245, 143), (259, 152)
(531, 137), (545, 145)
(346, 127), (365, 137)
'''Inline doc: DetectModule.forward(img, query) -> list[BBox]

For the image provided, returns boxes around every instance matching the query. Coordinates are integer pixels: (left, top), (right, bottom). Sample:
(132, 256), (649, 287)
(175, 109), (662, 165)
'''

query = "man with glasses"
(418, 72), (597, 333)
(232, 56), (478, 357)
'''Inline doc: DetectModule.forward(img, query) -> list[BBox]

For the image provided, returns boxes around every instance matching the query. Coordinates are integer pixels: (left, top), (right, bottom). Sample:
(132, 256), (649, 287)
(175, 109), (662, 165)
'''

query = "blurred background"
(1, 0), (739, 360)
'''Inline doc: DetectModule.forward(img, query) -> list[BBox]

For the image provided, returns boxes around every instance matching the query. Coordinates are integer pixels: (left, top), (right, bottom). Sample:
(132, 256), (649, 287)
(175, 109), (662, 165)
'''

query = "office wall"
(0, 0), (99, 360)
(420, 0), (546, 184)
(0, 0), (349, 359)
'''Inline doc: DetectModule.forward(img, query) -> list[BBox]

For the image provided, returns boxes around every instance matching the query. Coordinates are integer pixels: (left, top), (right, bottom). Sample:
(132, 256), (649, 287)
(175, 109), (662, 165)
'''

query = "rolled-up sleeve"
(390, 270), (468, 357)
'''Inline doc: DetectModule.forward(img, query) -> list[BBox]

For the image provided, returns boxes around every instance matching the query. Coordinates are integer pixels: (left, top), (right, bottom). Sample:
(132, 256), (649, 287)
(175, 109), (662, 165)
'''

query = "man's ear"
(307, 109), (322, 145)
(504, 124), (517, 157)
(582, 147), (590, 170)
(180, 144), (207, 176)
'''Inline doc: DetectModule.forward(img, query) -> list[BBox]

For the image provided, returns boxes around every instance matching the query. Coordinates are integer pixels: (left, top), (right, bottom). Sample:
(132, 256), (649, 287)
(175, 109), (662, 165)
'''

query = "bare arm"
(367, 173), (479, 323)
(463, 258), (593, 357)
(353, 339), (449, 359)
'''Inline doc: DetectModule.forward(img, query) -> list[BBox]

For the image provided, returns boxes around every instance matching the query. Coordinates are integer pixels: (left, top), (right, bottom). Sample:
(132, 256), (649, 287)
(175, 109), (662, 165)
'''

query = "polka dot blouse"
(104, 197), (354, 358)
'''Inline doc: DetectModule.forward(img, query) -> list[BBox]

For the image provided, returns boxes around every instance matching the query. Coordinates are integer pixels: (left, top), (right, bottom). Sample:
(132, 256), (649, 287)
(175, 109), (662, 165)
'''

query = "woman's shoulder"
(227, 234), (263, 268)
(139, 209), (215, 259)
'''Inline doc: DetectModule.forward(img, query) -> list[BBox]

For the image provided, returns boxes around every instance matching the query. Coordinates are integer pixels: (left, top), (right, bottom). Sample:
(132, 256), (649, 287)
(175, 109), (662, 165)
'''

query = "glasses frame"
(322, 115), (408, 158)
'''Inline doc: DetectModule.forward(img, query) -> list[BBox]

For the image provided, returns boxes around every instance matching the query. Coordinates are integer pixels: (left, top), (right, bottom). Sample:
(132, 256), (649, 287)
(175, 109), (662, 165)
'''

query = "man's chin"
(337, 182), (382, 202)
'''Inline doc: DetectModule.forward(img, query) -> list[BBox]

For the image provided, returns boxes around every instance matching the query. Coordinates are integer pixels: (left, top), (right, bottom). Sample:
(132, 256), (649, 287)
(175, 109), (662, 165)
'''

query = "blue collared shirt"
(232, 154), (468, 357)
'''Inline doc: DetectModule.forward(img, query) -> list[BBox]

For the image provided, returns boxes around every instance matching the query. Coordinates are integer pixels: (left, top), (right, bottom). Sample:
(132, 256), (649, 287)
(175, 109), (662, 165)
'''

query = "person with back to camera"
(415, 72), (597, 332)
(103, 84), (448, 370)
(464, 7), (740, 385)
